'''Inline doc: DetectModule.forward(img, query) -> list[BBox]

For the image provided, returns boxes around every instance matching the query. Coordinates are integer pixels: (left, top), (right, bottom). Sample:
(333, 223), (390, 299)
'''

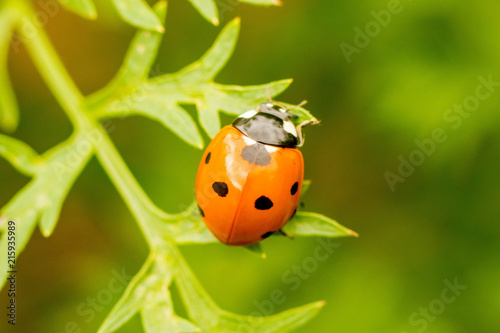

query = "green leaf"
(98, 255), (154, 333)
(178, 0), (280, 23)
(174, 17), (240, 84)
(197, 103), (220, 138)
(39, 199), (66, 237)
(239, 0), (282, 5)
(161, 201), (218, 244)
(116, 26), (164, 85)
(239, 301), (325, 333)
(204, 80), (291, 116)
(0, 210), (39, 285)
(112, 1), (167, 85)
(0, 7), (21, 132)
(215, 80), (291, 104)
(100, 252), (199, 333)
(187, 0), (219, 25)
(141, 288), (200, 333)
(110, 0), (164, 32)
(158, 103), (203, 149)
(0, 134), (41, 175)
(243, 243), (266, 259)
(173, 247), (325, 332)
(89, 18), (291, 143)
(57, 0), (97, 19)
(0, 134), (93, 289)
(86, 1), (167, 108)
(277, 102), (319, 126)
(105, 97), (203, 149)
(193, 80), (291, 137)
(283, 212), (358, 238)
(37, 134), (94, 236)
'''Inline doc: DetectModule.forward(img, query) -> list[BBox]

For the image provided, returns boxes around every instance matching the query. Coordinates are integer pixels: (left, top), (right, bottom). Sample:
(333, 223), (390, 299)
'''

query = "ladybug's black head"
(232, 103), (300, 148)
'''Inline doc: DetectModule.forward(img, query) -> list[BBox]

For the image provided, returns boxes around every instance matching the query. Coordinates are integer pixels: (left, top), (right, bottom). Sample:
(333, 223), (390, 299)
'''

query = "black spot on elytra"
(255, 196), (273, 210)
(198, 205), (205, 217)
(241, 143), (271, 166)
(291, 182), (299, 195)
(212, 182), (228, 197)
(205, 152), (211, 164)
(261, 231), (275, 239)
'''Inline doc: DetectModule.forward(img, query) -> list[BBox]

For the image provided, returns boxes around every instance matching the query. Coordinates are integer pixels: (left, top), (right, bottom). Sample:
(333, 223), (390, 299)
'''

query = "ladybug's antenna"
(288, 100), (308, 110)
(275, 100), (308, 111)
(296, 118), (320, 147)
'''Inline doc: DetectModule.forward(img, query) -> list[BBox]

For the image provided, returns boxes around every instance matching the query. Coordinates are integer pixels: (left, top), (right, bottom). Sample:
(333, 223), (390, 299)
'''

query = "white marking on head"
(238, 110), (257, 119)
(242, 136), (257, 145)
(266, 103), (273, 108)
(265, 145), (279, 153)
(283, 120), (298, 137)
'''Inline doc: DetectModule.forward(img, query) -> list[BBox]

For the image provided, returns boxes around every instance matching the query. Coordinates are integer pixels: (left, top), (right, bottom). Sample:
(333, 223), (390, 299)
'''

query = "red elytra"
(195, 103), (306, 246)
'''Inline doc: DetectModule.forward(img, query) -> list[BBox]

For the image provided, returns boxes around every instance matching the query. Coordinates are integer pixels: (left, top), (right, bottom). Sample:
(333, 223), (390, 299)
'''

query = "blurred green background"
(1, 0), (500, 332)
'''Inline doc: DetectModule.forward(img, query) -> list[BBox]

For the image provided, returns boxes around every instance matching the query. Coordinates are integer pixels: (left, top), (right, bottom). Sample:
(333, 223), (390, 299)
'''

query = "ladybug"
(195, 102), (314, 246)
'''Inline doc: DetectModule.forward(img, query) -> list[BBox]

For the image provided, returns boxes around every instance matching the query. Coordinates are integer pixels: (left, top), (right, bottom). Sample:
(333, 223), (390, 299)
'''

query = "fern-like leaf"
(57, 0), (97, 19)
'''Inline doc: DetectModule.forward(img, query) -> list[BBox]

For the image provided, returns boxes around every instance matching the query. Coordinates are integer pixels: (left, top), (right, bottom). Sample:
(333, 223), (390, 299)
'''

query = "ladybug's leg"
(277, 229), (294, 239)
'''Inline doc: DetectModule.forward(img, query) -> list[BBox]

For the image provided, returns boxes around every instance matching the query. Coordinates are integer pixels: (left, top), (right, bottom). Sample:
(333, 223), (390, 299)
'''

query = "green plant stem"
(16, 1), (165, 249)
(93, 135), (165, 247)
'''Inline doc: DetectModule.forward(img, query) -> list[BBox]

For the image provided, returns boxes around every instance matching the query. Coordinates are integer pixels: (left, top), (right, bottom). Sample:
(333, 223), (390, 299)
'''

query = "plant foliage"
(0, 0), (357, 331)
